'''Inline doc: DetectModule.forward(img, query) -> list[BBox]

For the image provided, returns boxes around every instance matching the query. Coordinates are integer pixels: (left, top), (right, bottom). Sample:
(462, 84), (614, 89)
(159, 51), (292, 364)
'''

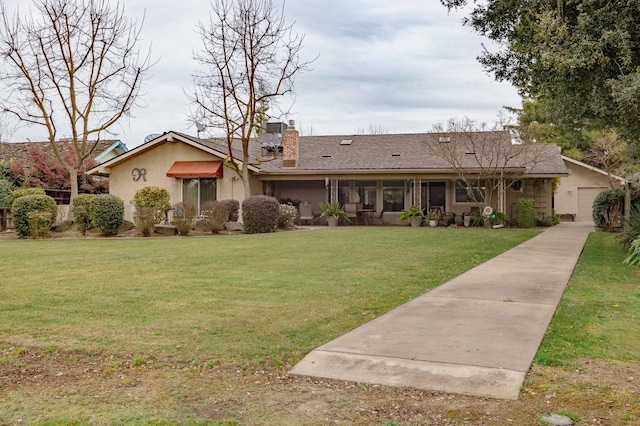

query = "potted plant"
(427, 209), (439, 227)
(319, 201), (350, 226)
(399, 205), (424, 227)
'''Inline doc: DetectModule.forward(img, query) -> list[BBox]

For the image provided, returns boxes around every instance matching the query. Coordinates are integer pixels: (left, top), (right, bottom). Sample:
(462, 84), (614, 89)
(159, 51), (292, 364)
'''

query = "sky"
(0, 0), (522, 149)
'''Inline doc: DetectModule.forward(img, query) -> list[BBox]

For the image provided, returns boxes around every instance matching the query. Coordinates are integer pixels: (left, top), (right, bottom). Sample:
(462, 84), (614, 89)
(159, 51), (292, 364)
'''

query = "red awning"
(166, 161), (223, 178)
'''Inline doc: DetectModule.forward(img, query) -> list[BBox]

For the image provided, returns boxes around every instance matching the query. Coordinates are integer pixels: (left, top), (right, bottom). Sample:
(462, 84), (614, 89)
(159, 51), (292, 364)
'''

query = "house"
(88, 123), (569, 224)
(554, 155), (627, 222)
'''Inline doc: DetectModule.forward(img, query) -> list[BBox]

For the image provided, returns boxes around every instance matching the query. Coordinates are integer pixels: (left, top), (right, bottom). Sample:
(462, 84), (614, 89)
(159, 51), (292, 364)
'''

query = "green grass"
(535, 232), (640, 367)
(0, 227), (539, 365)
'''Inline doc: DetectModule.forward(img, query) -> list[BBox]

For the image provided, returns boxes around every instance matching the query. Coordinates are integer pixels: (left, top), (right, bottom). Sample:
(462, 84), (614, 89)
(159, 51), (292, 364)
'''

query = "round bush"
(72, 194), (96, 235)
(222, 199), (240, 222)
(6, 187), (46, 208)
(277, 203), (298, 229)
(133, 186), (171, 223)
(202, 200), (229, 233)
(592, 189), (624, 231)
(242, 195), (279, 234)
(89, 194), (124, 235)
(11, 194), (58, 238)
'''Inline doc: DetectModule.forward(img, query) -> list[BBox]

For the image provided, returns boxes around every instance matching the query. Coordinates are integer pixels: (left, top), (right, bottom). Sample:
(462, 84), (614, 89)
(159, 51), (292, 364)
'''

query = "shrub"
(133, 186), (171, 223)
(134, 207), (157, 237)
(623, 238), (640, 267)
(202, 200), (229, 233)
(513, 198), (537, 228)
(11, 194), (58, 238)
(72, 194), (95, 235)
(221, 199), (240, 222)
(0, 178), (14, 208)
(619, 209), (640, 249)
(27, 211), (53, 239)
(242, 195), (279, 234)
(592, 188), (624, 231)
(172, 202), (197, 235)
(277, 203), (298, 229)
(89, 194), (124, 235)
(6, 187), (46, 208)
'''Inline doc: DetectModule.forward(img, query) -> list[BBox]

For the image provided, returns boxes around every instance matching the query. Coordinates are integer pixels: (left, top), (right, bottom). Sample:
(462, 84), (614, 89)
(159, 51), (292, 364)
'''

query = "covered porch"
(264, 175), (553, 226)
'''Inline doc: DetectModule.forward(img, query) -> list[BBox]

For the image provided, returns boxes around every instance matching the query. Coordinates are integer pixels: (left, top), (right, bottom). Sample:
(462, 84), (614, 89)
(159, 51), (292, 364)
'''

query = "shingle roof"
(0, 139), (121, 168)
(251, 131), (568, 176)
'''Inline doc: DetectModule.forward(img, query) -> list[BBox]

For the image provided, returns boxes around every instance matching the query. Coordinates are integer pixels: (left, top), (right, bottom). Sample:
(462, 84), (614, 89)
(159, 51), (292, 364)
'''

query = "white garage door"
(577, 188), (604, 222)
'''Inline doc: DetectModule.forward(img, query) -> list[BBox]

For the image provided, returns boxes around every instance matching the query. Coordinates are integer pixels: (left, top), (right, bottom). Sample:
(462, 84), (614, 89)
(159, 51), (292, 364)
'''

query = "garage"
(577, 187), (604, 222)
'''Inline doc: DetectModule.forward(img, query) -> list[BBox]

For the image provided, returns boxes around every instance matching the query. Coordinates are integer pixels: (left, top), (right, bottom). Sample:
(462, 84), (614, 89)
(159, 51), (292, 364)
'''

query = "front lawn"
(0, 227), (540, 365)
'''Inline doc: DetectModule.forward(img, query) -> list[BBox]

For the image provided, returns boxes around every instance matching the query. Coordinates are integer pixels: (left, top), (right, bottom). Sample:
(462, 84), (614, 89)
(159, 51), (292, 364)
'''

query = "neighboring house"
(88, 124), (569, 224)
(0, 139), (127, 203)
(555, 155), (627, 222)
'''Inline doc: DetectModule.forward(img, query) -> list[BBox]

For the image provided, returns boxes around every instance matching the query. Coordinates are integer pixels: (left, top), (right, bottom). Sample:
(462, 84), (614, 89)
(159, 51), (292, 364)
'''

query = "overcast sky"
(1, 0), (522, 148)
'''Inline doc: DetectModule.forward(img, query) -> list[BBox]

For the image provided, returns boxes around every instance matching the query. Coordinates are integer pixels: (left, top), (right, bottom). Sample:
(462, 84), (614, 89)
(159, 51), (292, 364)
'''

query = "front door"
(421, 182), (446, 211)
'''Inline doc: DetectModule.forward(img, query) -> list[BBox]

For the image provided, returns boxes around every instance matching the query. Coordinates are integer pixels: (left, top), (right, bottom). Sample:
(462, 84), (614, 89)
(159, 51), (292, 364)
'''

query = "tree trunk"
(67, 165), (79, 221)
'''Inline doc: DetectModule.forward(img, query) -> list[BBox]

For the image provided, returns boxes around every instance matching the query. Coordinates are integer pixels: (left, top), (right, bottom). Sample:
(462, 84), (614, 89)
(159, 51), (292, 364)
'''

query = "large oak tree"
(442, 1), (640, 146)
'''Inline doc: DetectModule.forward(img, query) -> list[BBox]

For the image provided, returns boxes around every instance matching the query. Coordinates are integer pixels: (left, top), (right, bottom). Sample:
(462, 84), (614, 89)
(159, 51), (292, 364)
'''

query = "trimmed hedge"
(172, 202), (197, 235)
(89, 194), (124, 235)
(11, 194), (58, 238)
(242, 195), (279, 234)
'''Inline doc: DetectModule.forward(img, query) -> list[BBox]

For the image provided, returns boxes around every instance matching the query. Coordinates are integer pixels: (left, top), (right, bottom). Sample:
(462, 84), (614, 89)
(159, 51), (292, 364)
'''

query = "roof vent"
(340, 139), (352, 146)
(391, 153), (402, 157)
(438, 136), (451, 143)
(322, 155), (332, 158)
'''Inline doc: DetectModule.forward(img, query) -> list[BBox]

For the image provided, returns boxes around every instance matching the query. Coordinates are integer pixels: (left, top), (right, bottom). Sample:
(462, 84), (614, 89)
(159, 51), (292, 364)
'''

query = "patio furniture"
(344, 202), (362, 224)
(369, 209), (385, 225)
(298, 201), (314, 225)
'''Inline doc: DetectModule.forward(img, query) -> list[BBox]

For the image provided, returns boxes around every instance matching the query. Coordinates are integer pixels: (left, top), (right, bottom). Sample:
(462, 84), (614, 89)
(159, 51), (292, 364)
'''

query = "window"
(355, 180), (377, 209)
(455, 179), (485, 203)
(382, 180), (404, 212)
(183, 178), (217, 212)
(337, 180), (350, 205)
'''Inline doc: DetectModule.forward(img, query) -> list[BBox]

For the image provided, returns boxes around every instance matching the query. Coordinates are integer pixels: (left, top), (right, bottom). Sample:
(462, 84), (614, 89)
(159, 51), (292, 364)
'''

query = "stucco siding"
(555, 160), (615, 220)
(107, 141), (248, 221)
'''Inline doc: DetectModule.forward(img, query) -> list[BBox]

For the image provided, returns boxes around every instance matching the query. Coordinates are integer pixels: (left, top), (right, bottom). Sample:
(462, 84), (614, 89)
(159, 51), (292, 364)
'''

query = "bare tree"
(189, 0), (311, 198)
(0, 0), (152, 201)
(428, 117), (548, 214)
(582, 130), (628, 188)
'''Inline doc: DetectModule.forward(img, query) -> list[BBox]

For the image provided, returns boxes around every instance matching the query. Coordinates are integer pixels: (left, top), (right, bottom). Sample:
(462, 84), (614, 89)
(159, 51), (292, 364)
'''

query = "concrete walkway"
(289, 222), (594, 400)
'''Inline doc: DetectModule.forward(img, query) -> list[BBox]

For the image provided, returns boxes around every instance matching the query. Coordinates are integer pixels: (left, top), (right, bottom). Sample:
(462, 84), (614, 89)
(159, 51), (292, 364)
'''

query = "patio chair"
(344, 202), (361, 225)
(369, 209), (384, 225)
(298, 201), (314, 225)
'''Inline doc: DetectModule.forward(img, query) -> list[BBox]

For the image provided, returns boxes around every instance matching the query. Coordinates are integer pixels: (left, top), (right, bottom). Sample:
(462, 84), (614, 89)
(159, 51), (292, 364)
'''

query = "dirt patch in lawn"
(1, 343), (638, 425)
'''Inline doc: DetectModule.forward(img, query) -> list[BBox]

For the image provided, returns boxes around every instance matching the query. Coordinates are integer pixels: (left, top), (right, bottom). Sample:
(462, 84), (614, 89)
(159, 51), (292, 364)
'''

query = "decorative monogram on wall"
(132, 168), (147, 182)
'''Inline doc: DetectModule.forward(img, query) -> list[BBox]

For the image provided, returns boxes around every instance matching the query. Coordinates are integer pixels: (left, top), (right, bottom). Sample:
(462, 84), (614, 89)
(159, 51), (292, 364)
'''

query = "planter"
(463, 216), (471, 227)
(429, 219), (438, 227)
(327, 216), (339, 227)
(409, 217), (422, 227)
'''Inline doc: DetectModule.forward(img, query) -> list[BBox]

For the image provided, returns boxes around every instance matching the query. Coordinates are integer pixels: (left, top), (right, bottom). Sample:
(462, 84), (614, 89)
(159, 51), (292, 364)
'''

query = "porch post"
(414, 178), (421, 209)
(498, 178), (506, 213)
(330, 179), (338, 203)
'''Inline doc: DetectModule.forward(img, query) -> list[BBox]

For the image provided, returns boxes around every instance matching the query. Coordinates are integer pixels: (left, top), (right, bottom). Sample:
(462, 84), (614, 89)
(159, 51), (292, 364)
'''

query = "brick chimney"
(282, 119), (299, 168)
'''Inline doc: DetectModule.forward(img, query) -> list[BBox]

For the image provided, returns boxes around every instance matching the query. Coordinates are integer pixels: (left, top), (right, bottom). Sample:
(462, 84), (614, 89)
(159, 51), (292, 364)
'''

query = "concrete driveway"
(289, 223), (594, 400)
